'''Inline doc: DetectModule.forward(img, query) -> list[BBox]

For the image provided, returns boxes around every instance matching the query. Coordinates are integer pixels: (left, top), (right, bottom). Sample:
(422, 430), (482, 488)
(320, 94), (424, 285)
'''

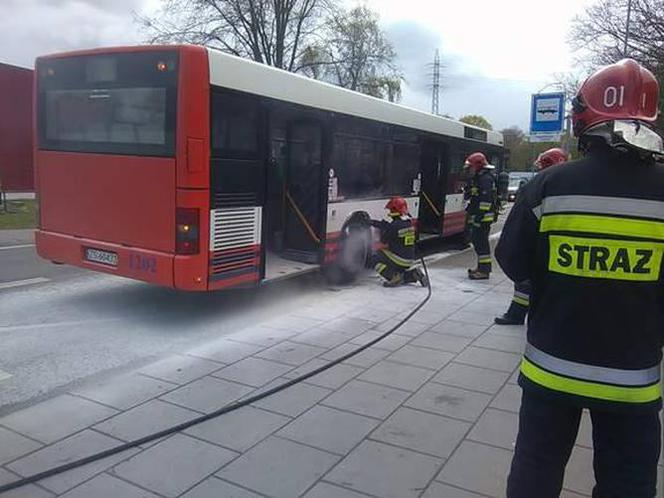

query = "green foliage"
(0, 200), (37, 230)
(459, 115), (493, 130)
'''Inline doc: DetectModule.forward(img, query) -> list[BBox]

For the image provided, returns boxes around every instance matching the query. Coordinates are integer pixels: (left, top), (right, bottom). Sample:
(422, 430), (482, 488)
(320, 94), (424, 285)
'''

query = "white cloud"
(1, 0), (157, 67)
(368, 0), (595, 130)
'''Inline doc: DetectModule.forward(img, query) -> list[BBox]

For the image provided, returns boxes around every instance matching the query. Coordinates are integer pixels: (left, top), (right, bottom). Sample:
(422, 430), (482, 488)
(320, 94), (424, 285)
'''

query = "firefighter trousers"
(504, 280), (531, 320)
(372, 249), (416, 283)
(471, 222), (492, 273)
(507, 391), (661, 498)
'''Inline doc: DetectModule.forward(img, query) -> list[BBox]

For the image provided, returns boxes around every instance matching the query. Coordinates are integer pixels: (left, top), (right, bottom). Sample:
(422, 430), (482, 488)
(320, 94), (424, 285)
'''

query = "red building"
(0, 63), (34, 192)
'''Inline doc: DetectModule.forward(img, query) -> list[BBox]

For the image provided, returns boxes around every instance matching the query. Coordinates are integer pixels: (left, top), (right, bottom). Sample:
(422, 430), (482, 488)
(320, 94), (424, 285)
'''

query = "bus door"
(208, 91), (265, 288)
(441, 149), (469, 237)
(418, 140), (447, 237)
(283, 121), (324, 263)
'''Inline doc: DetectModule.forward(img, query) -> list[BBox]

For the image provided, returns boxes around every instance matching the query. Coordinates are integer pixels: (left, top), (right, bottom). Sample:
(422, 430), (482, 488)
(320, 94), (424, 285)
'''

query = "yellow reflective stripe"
(479, 202), (492, 211)
(382, 250), (413, 268)
(513, 295), (529, 306)
(521, 358), (661, 404)
(375, 263), (387, 275)
(481, 213), (495, 221)
(549, 235), (663, 282)
(478, 257), (492, 263)
(540, 214), (664, 241)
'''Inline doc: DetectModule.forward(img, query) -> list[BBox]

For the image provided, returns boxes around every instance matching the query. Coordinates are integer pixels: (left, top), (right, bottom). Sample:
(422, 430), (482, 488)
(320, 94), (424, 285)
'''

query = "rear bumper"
(35, 229), (178, 288)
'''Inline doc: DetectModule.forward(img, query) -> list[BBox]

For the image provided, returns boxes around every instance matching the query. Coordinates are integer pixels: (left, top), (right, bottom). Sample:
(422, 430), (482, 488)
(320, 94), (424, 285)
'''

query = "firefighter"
(370, 196), (428, 288)
(497, 59), (664, 498)
(465, 152), (498, 279)
(494, 147), (568, 325)
(497, 167), (510, 208)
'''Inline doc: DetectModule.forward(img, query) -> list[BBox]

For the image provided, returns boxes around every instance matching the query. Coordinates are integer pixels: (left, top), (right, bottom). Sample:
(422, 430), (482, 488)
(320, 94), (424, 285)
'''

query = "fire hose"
(0, 259), (432, 495)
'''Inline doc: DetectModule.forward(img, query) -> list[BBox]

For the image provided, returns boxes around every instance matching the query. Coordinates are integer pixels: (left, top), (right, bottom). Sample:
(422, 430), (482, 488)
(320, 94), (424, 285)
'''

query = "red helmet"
(572, 59), (659, 137)
(464, 152), (488, 172)
(385, 196), (408, 216)
(535, 148), (568, 170)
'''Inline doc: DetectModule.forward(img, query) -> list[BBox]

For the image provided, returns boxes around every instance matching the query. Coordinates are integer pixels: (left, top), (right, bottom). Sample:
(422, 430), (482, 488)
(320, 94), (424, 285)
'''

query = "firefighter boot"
(495, 302), (527, 325)
(383, 274), (403, 288)
(468, 270), (490, 280)
(494, 313), (525, 325)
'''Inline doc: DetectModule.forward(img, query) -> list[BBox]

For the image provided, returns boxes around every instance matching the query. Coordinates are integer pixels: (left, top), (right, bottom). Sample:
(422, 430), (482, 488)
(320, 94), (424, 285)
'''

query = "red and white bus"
(35, 45), (504, 291)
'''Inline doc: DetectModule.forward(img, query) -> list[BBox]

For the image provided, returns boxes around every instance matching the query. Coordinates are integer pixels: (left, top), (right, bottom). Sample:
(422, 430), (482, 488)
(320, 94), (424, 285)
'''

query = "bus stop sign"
(530, 92), (565, 139)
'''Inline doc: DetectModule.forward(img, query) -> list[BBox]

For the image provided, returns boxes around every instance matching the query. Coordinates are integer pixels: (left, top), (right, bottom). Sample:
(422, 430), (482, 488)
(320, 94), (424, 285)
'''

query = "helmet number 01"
(604, 86), (625, 108)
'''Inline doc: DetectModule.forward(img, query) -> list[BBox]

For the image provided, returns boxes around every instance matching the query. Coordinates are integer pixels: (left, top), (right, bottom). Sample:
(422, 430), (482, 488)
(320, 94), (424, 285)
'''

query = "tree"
(500, 126), (529, 171)
(499, 126), (574, 171)
(138, 2), (402, 101)
(501, 126), (525, 152)
(137, 0), (328, 72)
(303, 6), (403, 102)
(569, 0), (664, 127)
(459, 115), (493, 130)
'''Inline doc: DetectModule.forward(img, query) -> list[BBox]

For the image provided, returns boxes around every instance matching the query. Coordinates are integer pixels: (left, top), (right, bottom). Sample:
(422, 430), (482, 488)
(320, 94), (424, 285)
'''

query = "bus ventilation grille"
(209, 204), (262, 278)
(210, 205), (262, 252)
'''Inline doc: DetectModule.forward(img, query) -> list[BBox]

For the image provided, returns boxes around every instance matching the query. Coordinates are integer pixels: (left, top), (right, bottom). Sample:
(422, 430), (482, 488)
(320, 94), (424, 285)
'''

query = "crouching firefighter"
(465, 152), (498, 279)
(495, 147), (568, 325)
(370, 197), (428, 288)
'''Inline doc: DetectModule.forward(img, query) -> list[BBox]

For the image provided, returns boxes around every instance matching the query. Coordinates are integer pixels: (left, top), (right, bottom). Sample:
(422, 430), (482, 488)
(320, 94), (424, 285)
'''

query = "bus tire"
(325, 220), (371, 284)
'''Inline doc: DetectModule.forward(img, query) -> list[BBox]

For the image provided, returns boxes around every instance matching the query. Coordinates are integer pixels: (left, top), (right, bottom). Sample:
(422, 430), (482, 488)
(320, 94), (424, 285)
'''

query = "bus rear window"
(37, 51), (178, 157)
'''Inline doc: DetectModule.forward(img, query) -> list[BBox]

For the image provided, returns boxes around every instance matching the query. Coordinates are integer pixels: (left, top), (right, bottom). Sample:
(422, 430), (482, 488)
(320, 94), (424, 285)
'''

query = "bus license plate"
(85, 248), (118, 267)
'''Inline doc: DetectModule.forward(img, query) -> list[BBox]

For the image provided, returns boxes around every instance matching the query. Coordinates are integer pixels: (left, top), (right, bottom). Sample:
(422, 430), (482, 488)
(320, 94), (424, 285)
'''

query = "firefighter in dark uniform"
(465, 152), (498, 279)
(495, 148), (568, 325)
(497, 168), (510, 208)
(497, 59), (664, 498)
(371, 196), (428, 288)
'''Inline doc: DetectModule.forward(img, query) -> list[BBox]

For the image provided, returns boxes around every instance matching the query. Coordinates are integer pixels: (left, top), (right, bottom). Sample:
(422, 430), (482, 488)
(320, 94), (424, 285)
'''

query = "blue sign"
(530, 92), (565, 135)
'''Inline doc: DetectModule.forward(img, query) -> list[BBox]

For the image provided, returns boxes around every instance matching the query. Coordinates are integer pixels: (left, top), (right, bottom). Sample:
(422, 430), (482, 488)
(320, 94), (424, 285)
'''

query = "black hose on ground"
(0, 259), (432, 495)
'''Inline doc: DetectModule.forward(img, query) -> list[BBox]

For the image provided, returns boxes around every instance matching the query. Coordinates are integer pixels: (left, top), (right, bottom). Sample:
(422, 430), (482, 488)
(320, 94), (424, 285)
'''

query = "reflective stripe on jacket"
(496, 147), (664, 412)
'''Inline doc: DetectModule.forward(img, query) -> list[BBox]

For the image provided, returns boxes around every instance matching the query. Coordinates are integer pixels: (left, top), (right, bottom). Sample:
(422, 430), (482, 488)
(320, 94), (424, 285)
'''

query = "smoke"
(338, 227), (373, 275)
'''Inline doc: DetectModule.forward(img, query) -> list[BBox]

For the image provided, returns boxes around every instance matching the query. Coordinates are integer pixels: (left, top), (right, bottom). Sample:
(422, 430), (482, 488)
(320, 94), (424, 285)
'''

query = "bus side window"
(333, 135), (386, 199)
(387, 143), (419, 196)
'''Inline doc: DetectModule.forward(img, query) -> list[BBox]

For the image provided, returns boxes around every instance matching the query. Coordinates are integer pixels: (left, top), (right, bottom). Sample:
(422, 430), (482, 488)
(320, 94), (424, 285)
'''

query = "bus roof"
(206, 47), (504, 147)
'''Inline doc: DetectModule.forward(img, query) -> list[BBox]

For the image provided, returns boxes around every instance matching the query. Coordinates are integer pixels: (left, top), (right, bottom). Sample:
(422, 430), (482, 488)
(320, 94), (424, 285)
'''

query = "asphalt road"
(0, 245), (84, 286)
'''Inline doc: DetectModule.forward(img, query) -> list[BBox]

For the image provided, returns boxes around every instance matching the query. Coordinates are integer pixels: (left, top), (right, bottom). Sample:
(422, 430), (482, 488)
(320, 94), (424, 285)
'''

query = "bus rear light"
(176, 208), (199, 255)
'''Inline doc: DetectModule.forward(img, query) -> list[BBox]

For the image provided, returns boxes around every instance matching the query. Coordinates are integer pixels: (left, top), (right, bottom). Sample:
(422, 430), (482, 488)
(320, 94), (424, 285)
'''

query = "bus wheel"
(325, 223), (370, 284)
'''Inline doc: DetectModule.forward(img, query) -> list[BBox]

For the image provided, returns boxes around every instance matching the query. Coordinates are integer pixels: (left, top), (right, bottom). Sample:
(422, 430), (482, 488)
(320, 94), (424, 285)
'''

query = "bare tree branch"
(569, 0), (664, 127)
(137, 0), (402, 100)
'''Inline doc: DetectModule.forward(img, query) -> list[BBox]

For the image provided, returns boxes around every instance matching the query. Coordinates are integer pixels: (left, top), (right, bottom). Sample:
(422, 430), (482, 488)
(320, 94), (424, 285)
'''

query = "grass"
(0, 199), (38, 230)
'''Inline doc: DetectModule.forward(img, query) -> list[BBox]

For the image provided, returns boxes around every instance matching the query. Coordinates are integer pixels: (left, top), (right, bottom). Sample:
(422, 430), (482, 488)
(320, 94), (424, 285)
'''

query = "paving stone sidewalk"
(0, 263), (661, 498)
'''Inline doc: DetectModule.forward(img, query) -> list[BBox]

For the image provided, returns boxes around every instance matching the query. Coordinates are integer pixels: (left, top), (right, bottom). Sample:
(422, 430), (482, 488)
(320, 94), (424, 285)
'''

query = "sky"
(2, 0), (595, 131)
